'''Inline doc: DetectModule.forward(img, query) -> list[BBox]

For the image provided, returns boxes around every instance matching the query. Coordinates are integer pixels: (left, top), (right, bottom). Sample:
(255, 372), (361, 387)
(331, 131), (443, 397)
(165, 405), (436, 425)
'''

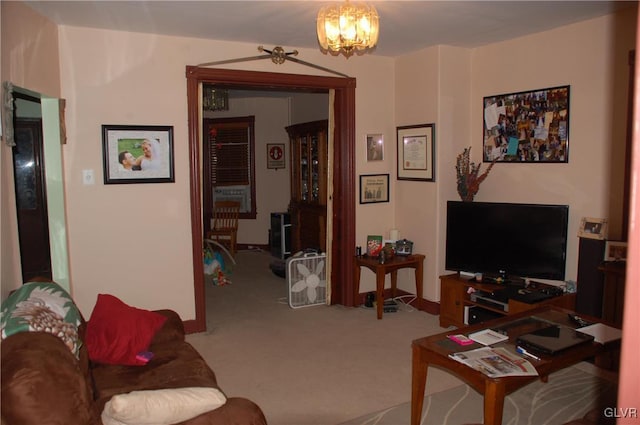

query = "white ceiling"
(24, 1), (636, 58)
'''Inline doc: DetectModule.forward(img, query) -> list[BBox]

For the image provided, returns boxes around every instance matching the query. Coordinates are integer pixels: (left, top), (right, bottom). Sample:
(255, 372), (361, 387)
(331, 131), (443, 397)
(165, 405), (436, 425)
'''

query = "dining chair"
(207, 200), (241, 257)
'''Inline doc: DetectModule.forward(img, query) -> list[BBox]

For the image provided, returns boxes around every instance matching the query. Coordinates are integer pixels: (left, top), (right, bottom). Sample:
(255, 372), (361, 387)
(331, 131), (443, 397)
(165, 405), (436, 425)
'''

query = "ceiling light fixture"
(203, 86), (229, 111)
(316, 1), (379, 58)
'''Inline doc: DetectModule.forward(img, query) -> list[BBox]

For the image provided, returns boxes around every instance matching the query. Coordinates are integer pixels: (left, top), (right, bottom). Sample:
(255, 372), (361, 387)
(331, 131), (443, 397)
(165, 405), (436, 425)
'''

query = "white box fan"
(287, 251), (327, 308)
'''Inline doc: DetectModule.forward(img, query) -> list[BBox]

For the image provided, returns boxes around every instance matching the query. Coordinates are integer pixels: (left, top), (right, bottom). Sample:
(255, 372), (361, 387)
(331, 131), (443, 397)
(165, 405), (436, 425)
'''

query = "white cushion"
(101, 387), (227, 425)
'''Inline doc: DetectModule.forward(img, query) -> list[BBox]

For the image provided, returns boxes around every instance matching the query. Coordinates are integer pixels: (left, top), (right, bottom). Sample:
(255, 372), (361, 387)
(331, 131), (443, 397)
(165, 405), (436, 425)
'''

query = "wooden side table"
(354, 254), (425, 319)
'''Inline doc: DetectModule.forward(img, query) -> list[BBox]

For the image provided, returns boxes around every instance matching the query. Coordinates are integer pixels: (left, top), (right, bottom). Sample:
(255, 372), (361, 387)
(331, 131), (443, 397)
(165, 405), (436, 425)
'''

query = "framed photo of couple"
(102, 125), (175, 184)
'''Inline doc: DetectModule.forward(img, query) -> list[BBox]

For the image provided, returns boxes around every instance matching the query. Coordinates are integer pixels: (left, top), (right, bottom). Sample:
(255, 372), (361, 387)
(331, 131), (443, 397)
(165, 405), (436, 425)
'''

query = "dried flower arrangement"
(455, 147), (495, 202)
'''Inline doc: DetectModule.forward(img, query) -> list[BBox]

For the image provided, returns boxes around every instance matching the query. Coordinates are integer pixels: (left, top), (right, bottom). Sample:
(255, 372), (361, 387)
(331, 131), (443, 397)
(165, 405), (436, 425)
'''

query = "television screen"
(445, 201), (569, 281)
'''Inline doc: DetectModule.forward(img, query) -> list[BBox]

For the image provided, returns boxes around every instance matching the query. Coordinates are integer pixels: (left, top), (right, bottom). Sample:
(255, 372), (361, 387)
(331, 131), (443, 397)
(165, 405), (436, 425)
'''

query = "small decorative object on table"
(382, 242), (395, 259)
(395, 239), (413, 256)
(366, 235), (383, 256)
(455, 147), (495, 202)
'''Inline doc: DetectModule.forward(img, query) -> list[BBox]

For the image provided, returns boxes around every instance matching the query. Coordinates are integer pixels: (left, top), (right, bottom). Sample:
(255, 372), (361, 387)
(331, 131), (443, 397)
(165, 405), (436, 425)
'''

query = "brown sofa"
(1, 308), (267, 425)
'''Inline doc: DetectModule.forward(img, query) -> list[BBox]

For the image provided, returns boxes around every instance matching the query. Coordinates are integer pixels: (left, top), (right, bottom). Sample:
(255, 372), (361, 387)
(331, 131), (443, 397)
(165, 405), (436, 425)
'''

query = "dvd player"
(470, 292), (509, 312)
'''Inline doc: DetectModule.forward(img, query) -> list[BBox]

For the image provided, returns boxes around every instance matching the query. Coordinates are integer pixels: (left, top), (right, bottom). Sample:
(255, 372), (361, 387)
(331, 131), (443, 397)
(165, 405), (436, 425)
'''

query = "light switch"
(82, 169), (95, 185)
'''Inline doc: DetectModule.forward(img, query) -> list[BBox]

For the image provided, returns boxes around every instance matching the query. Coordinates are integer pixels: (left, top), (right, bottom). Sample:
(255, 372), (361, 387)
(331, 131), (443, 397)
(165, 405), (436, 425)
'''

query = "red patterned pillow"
(85, 294), (167, 366)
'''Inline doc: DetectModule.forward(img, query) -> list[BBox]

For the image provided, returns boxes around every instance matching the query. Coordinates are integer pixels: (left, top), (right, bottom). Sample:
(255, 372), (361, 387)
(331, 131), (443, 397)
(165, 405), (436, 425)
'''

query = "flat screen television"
(445, 201), (569, 281)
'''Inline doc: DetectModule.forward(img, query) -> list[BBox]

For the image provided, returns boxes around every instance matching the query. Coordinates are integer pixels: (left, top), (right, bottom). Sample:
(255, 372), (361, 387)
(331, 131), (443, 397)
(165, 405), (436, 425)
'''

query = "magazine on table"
(468, 328), (509, 346)
(449, 347), (538, 378)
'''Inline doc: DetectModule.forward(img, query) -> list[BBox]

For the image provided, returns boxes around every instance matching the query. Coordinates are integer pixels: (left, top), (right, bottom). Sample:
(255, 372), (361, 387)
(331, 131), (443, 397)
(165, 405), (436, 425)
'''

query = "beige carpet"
(186, 249), (464, 425)
(185, 250), (619, 425)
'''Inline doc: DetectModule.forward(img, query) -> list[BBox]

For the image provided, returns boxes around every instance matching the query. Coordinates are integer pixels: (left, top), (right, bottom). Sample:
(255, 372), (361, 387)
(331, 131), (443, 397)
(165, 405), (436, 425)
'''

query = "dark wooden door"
(13, 117), (52, 281)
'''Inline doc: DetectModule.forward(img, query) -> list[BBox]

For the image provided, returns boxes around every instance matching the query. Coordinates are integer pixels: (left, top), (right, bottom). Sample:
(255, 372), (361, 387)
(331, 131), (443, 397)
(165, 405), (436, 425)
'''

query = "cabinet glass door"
(310, 134), (319, 202)
(300, 135), (309, 201)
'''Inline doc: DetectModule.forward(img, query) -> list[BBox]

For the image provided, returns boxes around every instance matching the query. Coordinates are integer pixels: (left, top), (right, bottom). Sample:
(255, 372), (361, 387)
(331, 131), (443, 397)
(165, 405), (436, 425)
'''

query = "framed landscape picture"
(102, 125), (174, 184)
(359, 174), (390, 204)
(482, 85), (569, 163)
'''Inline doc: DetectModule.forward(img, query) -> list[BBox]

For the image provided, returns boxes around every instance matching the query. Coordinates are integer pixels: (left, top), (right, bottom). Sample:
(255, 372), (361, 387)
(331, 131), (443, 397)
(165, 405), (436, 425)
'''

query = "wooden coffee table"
(411, 306), (619, 425)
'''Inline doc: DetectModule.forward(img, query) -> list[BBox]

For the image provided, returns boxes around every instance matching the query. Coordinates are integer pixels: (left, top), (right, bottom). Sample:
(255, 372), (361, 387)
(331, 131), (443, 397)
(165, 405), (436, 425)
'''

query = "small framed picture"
(102, 125), (174, 184)
(366, 134), (384, 161)
(266, 143), (285, 169)
(359, 174), (389, 204)
(604, 241), (627, 262)
(578, 217), (608, 240)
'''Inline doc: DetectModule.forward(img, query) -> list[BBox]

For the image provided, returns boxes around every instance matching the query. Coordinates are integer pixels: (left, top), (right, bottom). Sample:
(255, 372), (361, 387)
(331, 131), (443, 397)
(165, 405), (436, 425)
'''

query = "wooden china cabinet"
(286, 119), (328, 253)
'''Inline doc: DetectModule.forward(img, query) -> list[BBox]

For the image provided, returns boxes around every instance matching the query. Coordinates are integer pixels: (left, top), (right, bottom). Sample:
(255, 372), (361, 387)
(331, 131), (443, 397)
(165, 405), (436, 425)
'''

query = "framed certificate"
(397, 123), (435, 181)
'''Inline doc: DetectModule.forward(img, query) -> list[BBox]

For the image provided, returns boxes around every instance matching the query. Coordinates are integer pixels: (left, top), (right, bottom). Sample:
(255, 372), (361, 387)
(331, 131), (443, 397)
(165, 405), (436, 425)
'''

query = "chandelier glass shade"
(316, 1), (379, 57)
(203, 86), (229, 111)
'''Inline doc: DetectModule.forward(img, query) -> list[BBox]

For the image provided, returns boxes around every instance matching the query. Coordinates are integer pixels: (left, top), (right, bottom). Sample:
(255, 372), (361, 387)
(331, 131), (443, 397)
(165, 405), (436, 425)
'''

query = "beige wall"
(2, 2), (635, 320)
(469, 11), (636, 284)
(53, 25), (395, 317)
(290, 92), (329, 125)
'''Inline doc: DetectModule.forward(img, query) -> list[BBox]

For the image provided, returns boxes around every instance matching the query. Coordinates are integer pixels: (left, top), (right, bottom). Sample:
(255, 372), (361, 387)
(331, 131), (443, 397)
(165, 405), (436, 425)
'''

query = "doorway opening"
(12, 92), (52, 282)
(186, 67), (357, 333)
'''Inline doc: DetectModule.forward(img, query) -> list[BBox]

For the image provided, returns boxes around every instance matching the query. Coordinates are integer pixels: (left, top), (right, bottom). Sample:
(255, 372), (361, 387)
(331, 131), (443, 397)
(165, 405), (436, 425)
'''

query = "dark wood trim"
(623, 50), (635, 241)
(186, 66), (357, 333)
(185, 73), (205, 334)
(334, 82), (358, 306)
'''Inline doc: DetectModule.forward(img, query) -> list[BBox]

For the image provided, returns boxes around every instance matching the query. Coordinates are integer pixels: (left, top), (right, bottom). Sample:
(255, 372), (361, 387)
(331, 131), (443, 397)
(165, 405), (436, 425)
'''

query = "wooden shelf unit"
(286, 120), (328, 253)
(439, 273), (577, 328)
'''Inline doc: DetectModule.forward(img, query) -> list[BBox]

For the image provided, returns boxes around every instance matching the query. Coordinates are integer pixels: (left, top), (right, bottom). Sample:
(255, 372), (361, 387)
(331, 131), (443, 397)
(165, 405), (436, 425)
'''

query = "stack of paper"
(469, 329), (509, 346)
(576, 323), (622, 344)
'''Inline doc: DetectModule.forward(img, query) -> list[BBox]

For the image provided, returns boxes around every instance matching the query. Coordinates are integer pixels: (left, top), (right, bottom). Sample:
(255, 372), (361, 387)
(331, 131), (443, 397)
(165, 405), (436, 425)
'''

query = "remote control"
(568, 313), (591, 328)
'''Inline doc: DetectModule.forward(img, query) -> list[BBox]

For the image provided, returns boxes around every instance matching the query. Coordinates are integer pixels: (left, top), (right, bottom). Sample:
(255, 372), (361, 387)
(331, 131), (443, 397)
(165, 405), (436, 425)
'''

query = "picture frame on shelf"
(578, 217), (608, 240)
(482, 85), (570, 163)
(604, 241), (627, 262)
(102, 125), (174, 184)
(366, 133), (384, 161)
(396, 123), (435, 182)
(266, 143), (285, 169)
(359, 174), (390, 204)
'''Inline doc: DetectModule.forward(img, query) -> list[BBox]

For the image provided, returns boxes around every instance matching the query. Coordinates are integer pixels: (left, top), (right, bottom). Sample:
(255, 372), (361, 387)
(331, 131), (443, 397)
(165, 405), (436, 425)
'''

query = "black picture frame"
(102, 125), (175, 184)
(482, 85), (570, 163)
(396, 123), (435, 181)
(359, 174), (390, 204)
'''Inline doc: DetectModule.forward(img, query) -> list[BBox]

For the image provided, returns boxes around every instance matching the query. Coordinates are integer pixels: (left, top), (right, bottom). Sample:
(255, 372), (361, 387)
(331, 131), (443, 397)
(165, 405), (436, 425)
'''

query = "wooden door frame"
(185, 66), (357, 333)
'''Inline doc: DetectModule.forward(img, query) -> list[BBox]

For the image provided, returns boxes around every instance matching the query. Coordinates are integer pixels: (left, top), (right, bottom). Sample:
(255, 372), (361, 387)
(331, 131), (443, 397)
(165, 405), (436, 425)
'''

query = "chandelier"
(316, 1), (379, 57)
(203, 85), (229, 111)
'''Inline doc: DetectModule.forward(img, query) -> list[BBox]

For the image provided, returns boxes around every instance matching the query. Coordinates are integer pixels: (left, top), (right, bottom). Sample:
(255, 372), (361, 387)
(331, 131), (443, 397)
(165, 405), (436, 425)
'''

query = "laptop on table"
(516, 323), (595, 356)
